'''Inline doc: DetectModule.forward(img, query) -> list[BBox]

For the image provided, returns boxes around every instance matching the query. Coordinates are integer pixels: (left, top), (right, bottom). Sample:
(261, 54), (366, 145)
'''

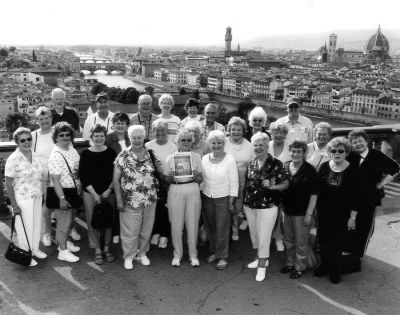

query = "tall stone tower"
(328, 33), (337, 62)
(225, 26), (232, 54)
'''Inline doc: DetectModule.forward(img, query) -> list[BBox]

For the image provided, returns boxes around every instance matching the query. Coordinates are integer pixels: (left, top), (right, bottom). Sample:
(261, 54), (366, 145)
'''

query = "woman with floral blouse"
(243, 132), (289, 282)
(113, 125), (163, 270)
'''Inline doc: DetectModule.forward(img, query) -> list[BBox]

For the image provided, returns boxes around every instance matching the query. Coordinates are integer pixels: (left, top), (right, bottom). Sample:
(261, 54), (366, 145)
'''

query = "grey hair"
(138, 94), (152, 105)
(328, 137), (352, 154)
(13, 127), (31, 143)
(152, 119), (168, 130)
(314, 122), (333, 135)
(51, 88), (66, 98)
(248, 106), (267, 127)
(207, 130), (225, 143)
(269, 121), (288, 135)
(251, 132), (270, 145)
(35, 106), (52, 118)
(128, 125), (146, 139)
(159, 94), (174, 107)
(184, 120), (202, 131)
(176, 129), (195, 143)
(227, 116), (247, 134)
(204, 103), (218, 112)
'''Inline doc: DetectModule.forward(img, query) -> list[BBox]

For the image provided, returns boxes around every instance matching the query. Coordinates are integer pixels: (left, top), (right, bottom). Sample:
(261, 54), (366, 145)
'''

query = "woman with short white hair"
(202, 130), (239, 270)
(184, 120), (210, 157)
(158, 94), (181, 142)
(246, 106), (270, 140)
(243, 132), (289, 281)
(113, 125), (163, 270)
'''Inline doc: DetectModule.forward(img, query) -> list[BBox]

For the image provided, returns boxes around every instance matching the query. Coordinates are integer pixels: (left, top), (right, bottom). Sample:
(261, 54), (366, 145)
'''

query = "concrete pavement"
(0, 198), (399, 315)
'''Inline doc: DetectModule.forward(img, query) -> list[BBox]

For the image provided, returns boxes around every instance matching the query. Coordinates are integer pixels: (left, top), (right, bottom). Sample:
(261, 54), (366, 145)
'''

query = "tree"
(32, 50), (37, 62)
(105, 87), (118, 100)
(145, 86), (154, 96)
(91, 82), (107, 95)
(5, 112), (29, 140)
(192, 89), (200, 100)
(9, 46), (17, 52)
(0, 48), (8, 58)
(179, 87), (186, 95)
(126, 88), (140, 104)
(237, 98), (256, 120)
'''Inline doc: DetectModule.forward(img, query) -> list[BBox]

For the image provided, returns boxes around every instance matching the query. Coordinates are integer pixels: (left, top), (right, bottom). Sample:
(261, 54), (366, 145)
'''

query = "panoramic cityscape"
(1, 0), (400, 314)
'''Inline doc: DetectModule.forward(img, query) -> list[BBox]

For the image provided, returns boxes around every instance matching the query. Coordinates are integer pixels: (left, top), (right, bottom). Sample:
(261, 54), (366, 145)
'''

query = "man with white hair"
(51, 88), (80, 132)
(275, 97), (313, 144)
(201, 103), (225, 140)
(130, 94), (158, 142)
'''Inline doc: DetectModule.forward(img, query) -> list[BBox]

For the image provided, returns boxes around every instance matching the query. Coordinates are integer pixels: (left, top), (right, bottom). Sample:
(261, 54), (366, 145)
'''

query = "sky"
(1, 0), (399, 46)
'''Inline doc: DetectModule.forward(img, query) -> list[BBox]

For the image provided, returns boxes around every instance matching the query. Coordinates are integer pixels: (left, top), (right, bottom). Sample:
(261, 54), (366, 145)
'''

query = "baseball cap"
(286, 97), (301, 108)
(95, 92), (109, 102)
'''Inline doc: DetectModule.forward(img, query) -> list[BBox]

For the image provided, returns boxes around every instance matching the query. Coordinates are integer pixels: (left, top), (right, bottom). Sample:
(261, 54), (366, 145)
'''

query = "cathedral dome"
(365, 25), (390, 53)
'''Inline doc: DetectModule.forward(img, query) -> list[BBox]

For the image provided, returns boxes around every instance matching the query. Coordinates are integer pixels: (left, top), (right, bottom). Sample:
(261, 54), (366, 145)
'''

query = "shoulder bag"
(5, 214), (32, 266)
(148, 149), (168, 200)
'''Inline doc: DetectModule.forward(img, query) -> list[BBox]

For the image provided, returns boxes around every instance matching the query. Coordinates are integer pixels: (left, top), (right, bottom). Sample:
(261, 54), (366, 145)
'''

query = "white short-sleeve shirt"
(48, 146), (81, 190)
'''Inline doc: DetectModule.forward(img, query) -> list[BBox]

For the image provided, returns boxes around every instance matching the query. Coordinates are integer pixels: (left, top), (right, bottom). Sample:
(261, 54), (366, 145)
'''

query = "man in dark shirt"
(50, 88), (80, 132)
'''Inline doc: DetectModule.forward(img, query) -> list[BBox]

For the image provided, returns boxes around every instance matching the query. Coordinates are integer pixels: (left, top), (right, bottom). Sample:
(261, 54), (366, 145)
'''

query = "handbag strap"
(148, 149), (161, 183)
(56, 151), (78, 191)
(10, 214), (32, 252)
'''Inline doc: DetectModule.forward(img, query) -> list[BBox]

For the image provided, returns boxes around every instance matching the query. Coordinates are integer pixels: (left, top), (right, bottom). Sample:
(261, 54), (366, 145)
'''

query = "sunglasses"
(180, 139), (193, 142)
(330, 149), (345, 154)
(58, 133), (71, 138)
(288, 105), (299, 109)
(19, 137), (32, 143)
(252, 119), (263, 123)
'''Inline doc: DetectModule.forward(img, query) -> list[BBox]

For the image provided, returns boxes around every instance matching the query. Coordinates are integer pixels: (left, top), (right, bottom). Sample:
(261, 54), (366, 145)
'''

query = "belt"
(171, 180), (195, 185)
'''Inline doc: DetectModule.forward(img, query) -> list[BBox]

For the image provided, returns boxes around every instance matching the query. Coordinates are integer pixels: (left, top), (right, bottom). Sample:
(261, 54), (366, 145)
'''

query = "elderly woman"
(315, 137), (361, 284)
(164, 129), (203, 267)
(158, 93), (181, 142)
(181, 98), (205, 129)
(245, 106), (270, 141)
(306, 122), (332, 171)
(113, 125), (163, 270)
(31, 106), (55, 247)
(281, 140), (318, 279)
(202, 130), (239, 270)
(48, 122), (81, 263)
(184, 120), (210, 158)
(5, 127), (46, 267)
(347, 130), (399, 269)
(79, 125), (117, 265)
(146, 119), (177, 249)
(224, 116), (253, 241)
(243, 132), (289, 282)
(105, 111), (131, 244)
(268, 122), (291, 252)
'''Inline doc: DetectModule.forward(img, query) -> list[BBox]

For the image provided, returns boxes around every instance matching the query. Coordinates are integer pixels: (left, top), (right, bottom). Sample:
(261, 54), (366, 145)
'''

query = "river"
(83, 72), (147, 91)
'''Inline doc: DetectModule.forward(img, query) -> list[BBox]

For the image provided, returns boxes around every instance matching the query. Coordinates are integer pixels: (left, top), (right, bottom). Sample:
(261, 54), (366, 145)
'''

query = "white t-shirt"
(31, 130), (54, 170)
(268, 140), (291, 164)
(158, 114), (181, 143)
(224, 137), (254, 171)
(145, 140), (177, 167)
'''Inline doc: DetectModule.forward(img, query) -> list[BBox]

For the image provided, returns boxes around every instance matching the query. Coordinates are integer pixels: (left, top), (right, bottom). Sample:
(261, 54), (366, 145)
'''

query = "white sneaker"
(69, 228), (81, 241)
(276, 240), (284, 252)
(151, 234), (160, 245)
(58, 249), (79, 263)
(33, 250), (47, 259)
(171, 257), (180, 267)
(29, 259), (38, 267)
(256, 267), (266, 282)
(135, 255), (150, 266)
(42, 234), (52, 247)
(158, 237), (168, 248)
(247, 259), (269, 269)
(124, 259), (133, 270)
(59, 241), (80, 253)
(239, 220), (248, 231)
(190, 257), (200, 267)
(113, 236), (120, 244)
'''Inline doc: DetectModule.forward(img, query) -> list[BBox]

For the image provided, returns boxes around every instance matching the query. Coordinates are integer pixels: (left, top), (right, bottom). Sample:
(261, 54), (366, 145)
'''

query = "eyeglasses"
(58, 133), (71, 138)
(330, 149), (345, 154)
(180, 139), (193, 142)
(252, 119), (263, 123)
(19, 138), (32, 143)
(288, 105), (299, 109)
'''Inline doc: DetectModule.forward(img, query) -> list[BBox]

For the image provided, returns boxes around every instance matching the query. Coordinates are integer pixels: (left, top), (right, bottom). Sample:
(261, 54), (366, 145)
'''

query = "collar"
(96, 111), (110, 121)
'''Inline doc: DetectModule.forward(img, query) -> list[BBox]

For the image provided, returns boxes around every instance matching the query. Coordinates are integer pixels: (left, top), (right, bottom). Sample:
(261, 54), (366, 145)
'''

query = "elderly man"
(130, 94), (158, 142)
(51, 88), (80, 132)
(201, 103), (225, 140)
(306, 122), (332, 171)
(83, 92), (114, 141)
(275, 97), (313, 144)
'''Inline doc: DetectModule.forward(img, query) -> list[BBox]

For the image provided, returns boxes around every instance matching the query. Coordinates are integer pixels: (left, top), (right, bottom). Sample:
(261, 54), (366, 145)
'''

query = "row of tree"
(91, 82), (141, 104)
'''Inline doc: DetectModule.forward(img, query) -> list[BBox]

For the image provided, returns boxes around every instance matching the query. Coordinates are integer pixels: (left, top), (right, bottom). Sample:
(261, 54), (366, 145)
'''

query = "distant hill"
(244, 29), (400, 51)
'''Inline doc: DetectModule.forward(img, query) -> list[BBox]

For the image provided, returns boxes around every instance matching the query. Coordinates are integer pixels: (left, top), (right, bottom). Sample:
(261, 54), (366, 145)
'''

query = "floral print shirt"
(115, 147), (162, 210)
(5, 149), (45, 200)
(244, 154), (289, 209)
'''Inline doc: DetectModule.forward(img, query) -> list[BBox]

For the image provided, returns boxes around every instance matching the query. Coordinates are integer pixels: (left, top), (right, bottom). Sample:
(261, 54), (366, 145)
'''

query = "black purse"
(91, 199), (114, 229)
(5, 214), (32, 266)
(46, 151), (82, 210)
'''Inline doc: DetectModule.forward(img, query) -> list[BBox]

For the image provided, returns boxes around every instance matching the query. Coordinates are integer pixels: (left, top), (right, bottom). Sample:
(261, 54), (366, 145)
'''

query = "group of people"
(5, 89), (399, 285)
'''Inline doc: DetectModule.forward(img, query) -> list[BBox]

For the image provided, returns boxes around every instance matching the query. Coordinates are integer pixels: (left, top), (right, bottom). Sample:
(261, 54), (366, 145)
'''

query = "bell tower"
(225, 26), (232, 54)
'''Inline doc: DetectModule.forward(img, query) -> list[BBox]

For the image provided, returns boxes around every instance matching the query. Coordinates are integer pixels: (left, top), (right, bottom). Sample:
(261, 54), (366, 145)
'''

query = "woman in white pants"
(243, 132), (289, 281)
(5, 127), (46, 267)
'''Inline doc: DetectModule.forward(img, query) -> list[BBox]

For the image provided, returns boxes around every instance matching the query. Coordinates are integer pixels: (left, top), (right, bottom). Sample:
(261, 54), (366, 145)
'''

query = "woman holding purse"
(48, 122), (81, 263)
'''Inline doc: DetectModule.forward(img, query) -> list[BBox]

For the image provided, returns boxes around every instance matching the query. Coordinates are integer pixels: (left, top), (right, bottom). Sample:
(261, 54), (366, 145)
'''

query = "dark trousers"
(353, 205), (377, 258)
(152, 197), (171, 238)
(201, 194), (230, 259)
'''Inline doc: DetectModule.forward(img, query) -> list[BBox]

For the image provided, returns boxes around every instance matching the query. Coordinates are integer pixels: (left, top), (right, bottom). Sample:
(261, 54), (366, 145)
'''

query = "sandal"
(104, 251), (115, 262)
(95, 253), (104, 265)
(290, 269), (303, 279)
(280, 265), (295, 274)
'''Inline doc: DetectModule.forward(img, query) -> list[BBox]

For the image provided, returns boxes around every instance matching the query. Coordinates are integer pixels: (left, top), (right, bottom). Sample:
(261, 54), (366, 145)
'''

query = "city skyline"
(2, 0), (400, 47)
